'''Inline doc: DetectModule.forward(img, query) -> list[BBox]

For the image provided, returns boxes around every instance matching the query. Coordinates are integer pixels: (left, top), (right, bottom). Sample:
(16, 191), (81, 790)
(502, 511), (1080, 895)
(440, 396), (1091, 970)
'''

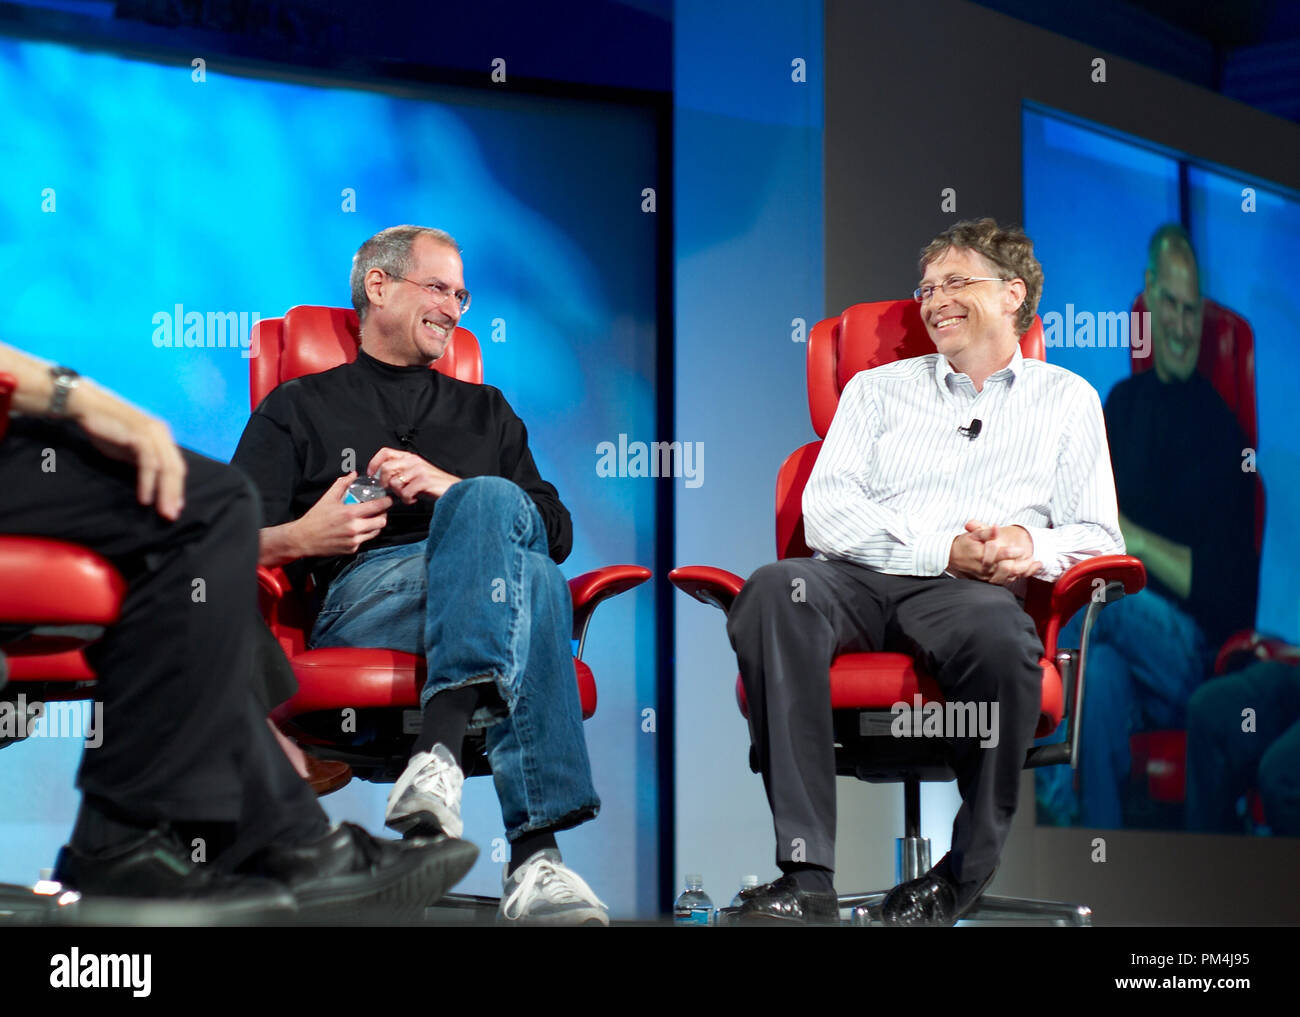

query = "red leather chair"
(670, 299), (1146, 925)
(1125, 295), (1296, 814)
(0, 373), (125, 733)
(249, 307), (651, 787)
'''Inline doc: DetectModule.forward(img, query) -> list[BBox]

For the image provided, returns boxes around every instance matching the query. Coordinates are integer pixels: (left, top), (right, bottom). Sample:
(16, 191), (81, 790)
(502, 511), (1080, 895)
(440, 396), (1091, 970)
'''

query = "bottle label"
(673, 906), (711, 926)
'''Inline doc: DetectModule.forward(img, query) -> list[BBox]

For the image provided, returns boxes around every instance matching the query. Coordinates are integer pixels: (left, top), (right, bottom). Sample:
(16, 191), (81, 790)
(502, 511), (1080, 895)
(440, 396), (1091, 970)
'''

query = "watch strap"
(48, 366), (80, 418)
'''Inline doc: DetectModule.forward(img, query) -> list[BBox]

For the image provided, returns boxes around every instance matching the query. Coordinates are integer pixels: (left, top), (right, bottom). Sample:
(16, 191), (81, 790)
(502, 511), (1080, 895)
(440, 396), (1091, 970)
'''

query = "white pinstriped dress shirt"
(802, 346), (1124, 583)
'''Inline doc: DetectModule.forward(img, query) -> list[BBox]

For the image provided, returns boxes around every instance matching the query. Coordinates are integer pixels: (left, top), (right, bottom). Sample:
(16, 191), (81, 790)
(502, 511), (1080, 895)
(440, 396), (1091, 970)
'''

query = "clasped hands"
(292, 448), (461, 557)
(366, 447), (461, 504)
(947, 520), (1041, 587)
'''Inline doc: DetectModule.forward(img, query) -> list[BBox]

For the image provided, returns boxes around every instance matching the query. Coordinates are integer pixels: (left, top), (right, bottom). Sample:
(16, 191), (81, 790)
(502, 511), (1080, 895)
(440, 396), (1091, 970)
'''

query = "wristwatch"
(47, 365), (80, 418)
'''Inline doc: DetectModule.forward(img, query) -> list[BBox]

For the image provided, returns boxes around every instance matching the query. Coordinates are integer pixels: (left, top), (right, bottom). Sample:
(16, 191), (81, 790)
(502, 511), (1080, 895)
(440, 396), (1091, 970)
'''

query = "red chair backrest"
(1130, 293), (1264, 551)
(778, 300), (1045, 558)
(249, 305), (481, 408)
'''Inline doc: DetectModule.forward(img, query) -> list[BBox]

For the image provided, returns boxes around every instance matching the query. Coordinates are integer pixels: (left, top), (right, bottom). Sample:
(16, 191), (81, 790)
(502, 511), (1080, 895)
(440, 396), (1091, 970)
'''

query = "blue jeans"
(1185, 659), (1300, 836)
(309, 476), (600, 840)
(1035, 587), (1211, 829)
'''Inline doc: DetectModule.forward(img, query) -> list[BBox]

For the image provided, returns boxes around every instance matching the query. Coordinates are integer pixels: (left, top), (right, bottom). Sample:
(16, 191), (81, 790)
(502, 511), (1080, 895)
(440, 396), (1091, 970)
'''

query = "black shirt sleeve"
(1103, 373), (1259, 647)
(231, 395), (301, 529)
(495, 391), (573, 564)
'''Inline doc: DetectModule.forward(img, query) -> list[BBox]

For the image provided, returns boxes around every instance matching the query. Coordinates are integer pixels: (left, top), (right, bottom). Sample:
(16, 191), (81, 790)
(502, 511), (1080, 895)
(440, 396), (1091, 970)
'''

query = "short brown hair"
(918, 218), (1043, 335)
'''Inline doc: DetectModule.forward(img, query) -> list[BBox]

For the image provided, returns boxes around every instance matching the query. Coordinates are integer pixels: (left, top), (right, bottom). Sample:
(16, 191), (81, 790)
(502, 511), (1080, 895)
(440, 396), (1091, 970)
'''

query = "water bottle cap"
(741, 874), (760, 888)
(685, 873), (703, 888)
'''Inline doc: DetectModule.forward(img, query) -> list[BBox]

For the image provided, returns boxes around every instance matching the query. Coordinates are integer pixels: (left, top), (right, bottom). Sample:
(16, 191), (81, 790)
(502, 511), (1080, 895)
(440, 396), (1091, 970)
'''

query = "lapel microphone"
(958, 419), (983, 440)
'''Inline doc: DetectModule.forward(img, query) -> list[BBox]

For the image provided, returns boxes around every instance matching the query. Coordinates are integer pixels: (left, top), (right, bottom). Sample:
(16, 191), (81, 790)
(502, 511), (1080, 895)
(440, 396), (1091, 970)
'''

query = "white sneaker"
(498, 849), (609, 926)
(385, 744), (464, 839)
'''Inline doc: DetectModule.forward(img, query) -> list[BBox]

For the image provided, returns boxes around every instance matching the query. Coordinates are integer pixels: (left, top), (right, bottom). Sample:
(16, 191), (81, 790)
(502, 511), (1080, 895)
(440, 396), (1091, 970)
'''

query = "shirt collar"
(933, 344), (1024, 392)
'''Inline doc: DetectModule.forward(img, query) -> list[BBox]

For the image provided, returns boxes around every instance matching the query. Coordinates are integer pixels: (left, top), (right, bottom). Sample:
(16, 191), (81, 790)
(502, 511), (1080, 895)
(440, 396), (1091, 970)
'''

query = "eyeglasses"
(388, 273), (471, 315)
(913, 276), (1006, 304)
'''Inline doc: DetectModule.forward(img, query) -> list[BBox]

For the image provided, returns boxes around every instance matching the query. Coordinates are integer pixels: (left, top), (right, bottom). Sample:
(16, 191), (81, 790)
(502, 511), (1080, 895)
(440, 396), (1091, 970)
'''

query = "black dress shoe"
(735, 874), (839, 925)
(243, 822), (478, 922)
(881, 859), (997, 927)
(53, 827), (296, 920)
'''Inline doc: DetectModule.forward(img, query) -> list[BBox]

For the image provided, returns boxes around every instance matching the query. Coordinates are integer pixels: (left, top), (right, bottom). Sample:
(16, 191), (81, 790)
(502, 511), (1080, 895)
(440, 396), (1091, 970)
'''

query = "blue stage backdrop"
(0, 35), (662, 915)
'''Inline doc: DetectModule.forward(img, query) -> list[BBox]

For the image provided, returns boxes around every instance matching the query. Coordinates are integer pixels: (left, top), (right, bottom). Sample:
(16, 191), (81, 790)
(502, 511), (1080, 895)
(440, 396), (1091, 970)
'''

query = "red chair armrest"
(257, 565), (292, 626)
(1047, 554), (1146, 627)
(257, 566), (291, 602)
(668, 565), (746, 614)
(568, 565), (652, 645)
(0, 537), (127, 625)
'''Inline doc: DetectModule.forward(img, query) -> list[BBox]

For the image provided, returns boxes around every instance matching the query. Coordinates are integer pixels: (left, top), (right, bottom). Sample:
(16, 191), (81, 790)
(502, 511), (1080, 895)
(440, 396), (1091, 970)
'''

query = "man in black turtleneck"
(231, 225), (608, 924)
(1036, 224), (1259, 829)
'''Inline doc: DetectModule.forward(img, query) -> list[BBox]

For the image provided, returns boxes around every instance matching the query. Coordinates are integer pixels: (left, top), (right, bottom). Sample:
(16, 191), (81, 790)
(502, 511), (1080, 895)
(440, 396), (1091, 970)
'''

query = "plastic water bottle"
(673, 874), (714, 926)
(343, 474), (388, 504)
(730, 874), (761, 908)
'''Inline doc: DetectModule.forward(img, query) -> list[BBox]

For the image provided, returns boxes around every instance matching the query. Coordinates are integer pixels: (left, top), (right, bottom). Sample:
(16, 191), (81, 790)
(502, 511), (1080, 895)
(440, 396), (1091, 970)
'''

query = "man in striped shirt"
(728, 219), (1123, 926)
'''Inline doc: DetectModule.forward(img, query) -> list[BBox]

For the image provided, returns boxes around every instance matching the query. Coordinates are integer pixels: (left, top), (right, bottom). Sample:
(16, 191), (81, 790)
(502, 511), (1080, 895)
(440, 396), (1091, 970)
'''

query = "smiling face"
(918, 246), (1023, 366)
(362, 234), (464, 366)
(1145, 249), (1202, 383)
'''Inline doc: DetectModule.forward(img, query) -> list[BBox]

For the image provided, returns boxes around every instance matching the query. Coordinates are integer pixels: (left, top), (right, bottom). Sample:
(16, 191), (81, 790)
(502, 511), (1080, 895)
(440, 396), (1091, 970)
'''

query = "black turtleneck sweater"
(231, 349), (572, 591)
(1103, 368), (1258, 648)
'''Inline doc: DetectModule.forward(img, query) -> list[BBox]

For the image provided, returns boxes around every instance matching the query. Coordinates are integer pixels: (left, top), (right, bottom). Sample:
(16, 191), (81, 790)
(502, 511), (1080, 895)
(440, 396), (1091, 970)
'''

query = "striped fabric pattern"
(803, 346), (1124, 582)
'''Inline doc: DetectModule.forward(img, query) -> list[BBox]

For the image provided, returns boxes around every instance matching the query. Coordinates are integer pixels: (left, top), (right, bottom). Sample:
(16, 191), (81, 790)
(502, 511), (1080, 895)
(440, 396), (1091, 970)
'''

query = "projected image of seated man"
(725, 219), (1124, 926)
(231, 225), (607, 925)
(1036, 224), (1258, 830)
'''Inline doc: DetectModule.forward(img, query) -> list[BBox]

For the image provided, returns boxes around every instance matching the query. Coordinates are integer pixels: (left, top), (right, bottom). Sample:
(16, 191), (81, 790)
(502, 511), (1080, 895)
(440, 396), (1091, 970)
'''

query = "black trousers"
(726, 557), (1043, 885)
(0, 418), (327, 869)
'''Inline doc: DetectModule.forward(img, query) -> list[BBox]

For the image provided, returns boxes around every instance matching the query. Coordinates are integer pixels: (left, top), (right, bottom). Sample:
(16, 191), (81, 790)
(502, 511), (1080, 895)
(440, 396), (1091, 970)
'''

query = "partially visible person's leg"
(310, 477), (600, 843)
(1111, 589), (1212, 731)
(888, 577), (1043, 891)
(1072, 642), (1136, 829)
(0, 418), (325, 854)
(1037, 588), (1207, 829)
(309, 476), (600, 921)
(425, 476), (603, 923)
(1258, 720), (1300, 837)
(0, 420), (476, 914)
(1186, 660), (1300, 834)
(727, 558), (893, 882)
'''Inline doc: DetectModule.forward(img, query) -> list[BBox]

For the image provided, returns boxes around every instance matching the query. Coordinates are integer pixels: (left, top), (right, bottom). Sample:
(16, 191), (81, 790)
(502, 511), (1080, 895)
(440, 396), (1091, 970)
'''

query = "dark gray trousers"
(726, 557), (1043, 885)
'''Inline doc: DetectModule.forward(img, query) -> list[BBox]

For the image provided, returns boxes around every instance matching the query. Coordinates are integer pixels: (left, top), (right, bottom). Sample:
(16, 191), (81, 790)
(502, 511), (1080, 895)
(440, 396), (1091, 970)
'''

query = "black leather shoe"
(243, 822), (478, 922)
(881, 859), (996, 927)
(52, 827), (296, 921)
(735, 874), (839, 925)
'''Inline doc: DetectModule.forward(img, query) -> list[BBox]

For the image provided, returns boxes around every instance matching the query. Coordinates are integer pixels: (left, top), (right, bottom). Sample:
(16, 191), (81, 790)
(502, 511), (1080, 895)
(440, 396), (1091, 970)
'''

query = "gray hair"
(350, 225), (461, 322)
